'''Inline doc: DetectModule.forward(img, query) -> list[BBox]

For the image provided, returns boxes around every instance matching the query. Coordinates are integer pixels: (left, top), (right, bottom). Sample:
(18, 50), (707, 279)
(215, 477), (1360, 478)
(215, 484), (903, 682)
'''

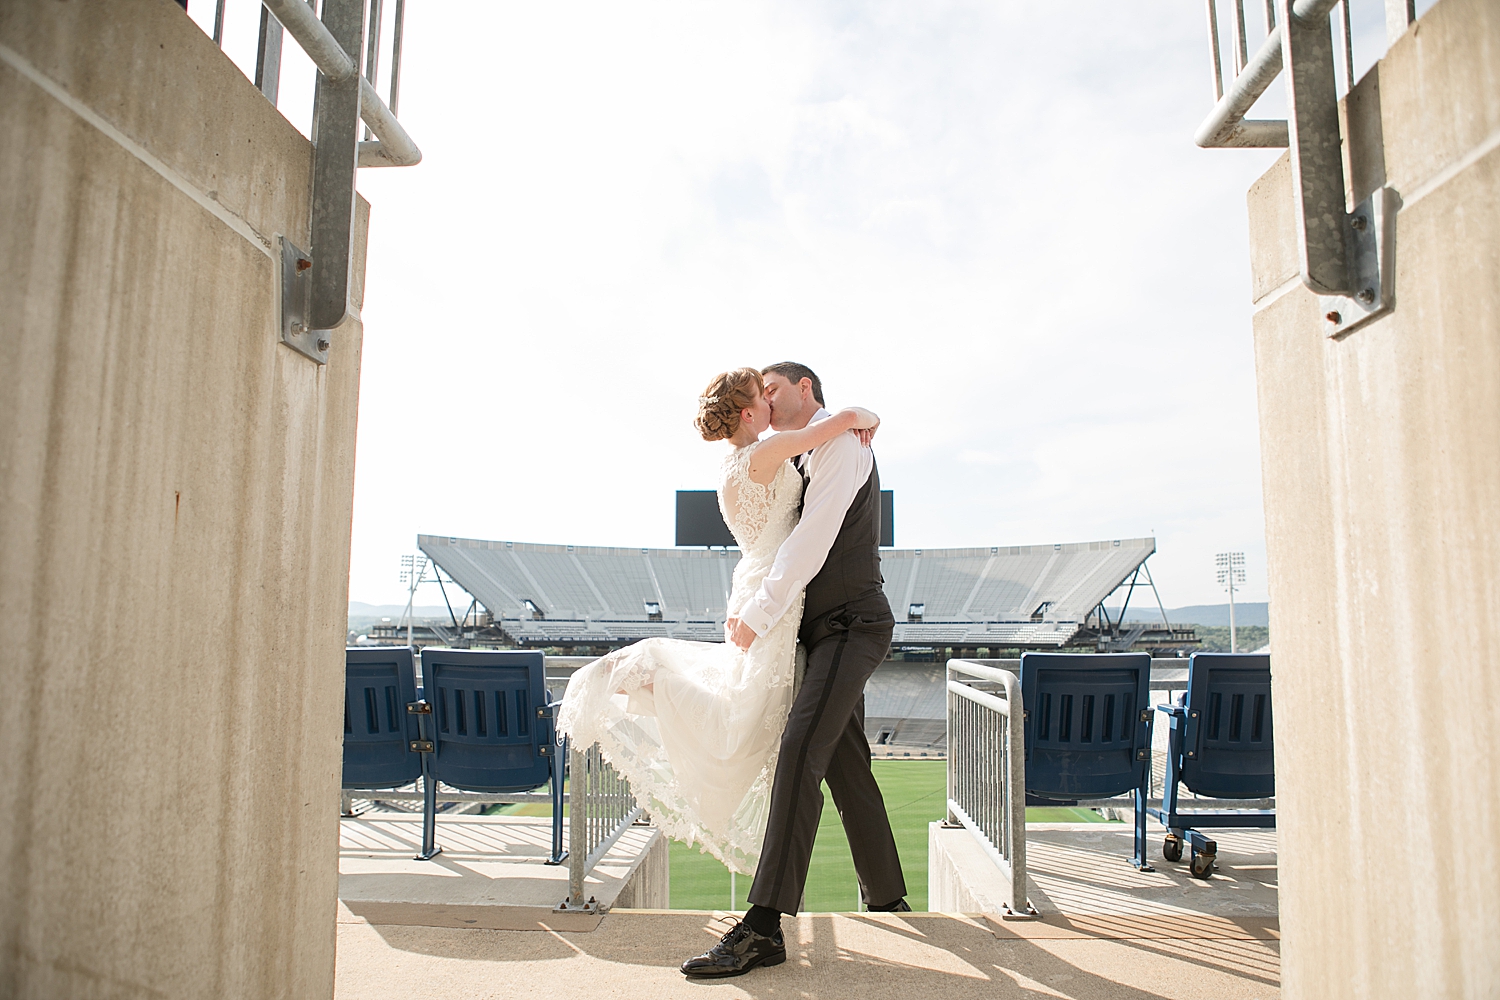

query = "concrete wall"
(928, 823), (1015, 914)
(1246, 0), (1500, 995)
(613, 828), (671, 910)
(0, 2), (366, 997)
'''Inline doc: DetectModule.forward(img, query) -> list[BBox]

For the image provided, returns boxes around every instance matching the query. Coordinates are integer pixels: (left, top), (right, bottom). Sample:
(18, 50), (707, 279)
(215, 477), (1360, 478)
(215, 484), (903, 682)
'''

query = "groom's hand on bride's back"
(725, 617), (757, 650)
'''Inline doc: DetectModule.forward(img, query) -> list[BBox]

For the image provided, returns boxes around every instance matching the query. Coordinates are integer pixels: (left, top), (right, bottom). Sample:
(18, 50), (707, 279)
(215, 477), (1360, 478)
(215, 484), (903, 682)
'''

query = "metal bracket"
(308, 0), (364, 334)
(409, 740), (434, 753)
(407, 700), (432, 715)
(1321, 187), (1396, 337)
(553, 895), (606, 915)
(279, 237), (327, 364)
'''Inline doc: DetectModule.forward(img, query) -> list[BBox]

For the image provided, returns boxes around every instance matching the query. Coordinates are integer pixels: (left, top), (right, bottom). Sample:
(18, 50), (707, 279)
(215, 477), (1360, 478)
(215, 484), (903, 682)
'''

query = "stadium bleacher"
(417, 534), (1163, 654)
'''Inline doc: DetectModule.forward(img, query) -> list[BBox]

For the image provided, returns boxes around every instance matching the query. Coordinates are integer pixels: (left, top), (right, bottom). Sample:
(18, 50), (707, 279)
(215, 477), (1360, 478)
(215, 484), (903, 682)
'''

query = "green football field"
(492, 758), (1114, 911)
(665, 760), (1116, 911)
(671, 760), (944, 912)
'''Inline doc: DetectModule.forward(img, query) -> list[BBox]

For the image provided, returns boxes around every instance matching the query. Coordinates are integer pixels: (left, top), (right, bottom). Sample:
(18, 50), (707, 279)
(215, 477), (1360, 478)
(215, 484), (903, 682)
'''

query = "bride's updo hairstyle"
(695, 368), (764, 442)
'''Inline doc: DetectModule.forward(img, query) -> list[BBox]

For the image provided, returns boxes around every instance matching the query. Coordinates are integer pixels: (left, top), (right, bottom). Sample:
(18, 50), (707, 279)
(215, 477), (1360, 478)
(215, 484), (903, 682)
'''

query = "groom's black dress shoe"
(680, 920), (786, 978)
(868, 898), (912, 912)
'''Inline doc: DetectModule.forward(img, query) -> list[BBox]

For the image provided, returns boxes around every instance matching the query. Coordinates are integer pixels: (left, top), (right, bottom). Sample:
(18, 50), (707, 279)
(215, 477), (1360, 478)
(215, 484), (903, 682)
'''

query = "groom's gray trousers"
(747, 593), (906, 914)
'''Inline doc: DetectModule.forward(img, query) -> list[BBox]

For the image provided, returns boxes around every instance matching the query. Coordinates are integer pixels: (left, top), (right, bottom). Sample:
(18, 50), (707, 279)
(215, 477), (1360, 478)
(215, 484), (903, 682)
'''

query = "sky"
(198, 0), (1428, 611)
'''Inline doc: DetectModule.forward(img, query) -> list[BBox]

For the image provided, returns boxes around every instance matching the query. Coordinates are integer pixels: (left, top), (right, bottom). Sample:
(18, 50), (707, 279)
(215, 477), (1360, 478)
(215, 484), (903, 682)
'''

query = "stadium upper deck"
(416, 534), (1193, 653)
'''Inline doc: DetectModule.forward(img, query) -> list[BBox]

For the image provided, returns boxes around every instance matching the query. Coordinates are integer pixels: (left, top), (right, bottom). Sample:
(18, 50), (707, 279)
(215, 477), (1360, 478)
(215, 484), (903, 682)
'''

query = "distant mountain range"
(1104, 602), (1269, 627)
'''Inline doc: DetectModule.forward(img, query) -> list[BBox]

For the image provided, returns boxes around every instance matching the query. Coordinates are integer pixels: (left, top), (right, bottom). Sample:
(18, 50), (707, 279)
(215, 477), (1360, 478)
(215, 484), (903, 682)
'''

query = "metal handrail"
(260, 0), (421, 167)
(558, 741), (643, 914)
(1195, 0), (1341, 148)
(946, 660), (1032, 916)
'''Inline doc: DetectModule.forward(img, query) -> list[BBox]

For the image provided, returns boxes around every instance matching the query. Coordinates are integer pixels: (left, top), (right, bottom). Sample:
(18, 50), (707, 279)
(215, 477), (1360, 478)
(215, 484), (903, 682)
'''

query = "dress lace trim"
(721, 444), (773, 549)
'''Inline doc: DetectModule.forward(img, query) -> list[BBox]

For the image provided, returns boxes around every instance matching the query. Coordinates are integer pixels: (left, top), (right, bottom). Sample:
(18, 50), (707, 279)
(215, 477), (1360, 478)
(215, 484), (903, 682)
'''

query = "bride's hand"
(725, 617), (756, 650)
(838, 407), (878, 447)
(836, 406), (879, 429)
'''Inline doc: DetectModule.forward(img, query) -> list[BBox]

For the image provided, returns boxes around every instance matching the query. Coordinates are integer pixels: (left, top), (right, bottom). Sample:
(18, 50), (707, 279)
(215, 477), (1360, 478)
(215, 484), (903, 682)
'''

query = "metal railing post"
(555, 741), (643, 915)
(567, 741), (587, 907)
(944, 660), (1034, 917)
(1280, 0), (1348, 296)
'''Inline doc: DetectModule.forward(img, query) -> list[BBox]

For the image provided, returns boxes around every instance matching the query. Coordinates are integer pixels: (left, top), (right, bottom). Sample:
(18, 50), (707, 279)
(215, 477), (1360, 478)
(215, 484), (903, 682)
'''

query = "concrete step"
(338, 814), (667, 932)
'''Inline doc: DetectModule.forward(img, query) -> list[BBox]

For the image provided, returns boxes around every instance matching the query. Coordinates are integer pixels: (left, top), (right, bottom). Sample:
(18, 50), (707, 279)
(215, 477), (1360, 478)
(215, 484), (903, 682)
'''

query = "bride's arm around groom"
(728, 401), (877, 648)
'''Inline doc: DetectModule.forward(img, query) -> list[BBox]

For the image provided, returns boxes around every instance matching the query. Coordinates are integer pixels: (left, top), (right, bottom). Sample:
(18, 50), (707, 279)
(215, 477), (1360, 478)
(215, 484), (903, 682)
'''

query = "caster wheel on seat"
(1162, 836), (1183, 863)
(1189, 852), (1215, 879)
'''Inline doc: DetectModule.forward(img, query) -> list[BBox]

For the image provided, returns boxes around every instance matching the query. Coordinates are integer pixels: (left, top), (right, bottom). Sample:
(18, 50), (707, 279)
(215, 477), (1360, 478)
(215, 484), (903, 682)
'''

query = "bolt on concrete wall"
(0, 1), (367, 997)
(1246, 0), (1500, 995)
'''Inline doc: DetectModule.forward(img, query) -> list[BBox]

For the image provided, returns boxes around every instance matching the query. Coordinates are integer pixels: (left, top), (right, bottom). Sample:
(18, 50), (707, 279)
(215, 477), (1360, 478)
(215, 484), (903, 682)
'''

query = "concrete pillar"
(0, 1), (366, 996)
(1246, 0), (1500, 994)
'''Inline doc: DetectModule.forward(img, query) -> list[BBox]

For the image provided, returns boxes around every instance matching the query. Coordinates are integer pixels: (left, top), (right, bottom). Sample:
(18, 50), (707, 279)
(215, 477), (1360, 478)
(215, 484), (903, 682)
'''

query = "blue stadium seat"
(343, 647), (423, 790)
(1020, 652), (1155, 870)
(1151, 652), (1275, 878)
(415, 648), (562, 861)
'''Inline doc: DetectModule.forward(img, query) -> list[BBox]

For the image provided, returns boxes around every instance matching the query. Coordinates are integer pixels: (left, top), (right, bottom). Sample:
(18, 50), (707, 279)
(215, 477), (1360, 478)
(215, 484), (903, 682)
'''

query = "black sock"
(867, 897), (907, 912)
(744, 904), (781, 936)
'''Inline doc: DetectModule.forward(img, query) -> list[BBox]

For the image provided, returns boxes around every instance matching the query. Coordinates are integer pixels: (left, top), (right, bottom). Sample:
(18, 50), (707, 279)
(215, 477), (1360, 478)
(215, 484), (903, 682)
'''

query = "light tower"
(399, 553), (429, 650)
(1215, 551), (1246, 653)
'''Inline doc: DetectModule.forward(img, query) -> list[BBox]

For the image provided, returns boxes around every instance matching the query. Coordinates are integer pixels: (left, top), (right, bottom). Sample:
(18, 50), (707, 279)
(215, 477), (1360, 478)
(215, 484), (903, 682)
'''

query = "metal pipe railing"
(1195, 0), (1342, 148)
(260, 0), (421, 167)
(342, 784), (555, 809)
(559, 741), (643, 913)
(946, 660), (1031, 916)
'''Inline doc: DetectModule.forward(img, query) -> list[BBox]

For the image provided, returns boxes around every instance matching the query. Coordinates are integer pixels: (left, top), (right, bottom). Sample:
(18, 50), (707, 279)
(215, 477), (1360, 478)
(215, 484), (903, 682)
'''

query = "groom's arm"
(736, 428), (872, 641)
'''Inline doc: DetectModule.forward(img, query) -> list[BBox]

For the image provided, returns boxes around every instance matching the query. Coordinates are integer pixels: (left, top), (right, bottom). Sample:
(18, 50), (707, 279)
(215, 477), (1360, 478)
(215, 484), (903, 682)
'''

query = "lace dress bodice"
(555, 442), (805, 874)
(719, 444), (803, 617)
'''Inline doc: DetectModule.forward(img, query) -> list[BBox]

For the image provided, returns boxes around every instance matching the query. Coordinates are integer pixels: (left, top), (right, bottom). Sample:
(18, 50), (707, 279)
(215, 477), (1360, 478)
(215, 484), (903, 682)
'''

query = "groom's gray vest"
(799, 456), (890, 627)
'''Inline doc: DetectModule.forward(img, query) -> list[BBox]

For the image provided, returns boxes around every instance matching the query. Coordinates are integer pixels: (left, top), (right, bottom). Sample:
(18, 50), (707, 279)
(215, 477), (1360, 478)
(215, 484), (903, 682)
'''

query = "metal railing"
(1198, 0), (1417, 148)
(1195, 0), (1416, 337)
(259, 0), (420, 167)
(189, 0), (422, 360)
(198, 0), (419, 167)
(557, 740), (644, 915)
(945, 660), (1032, 916)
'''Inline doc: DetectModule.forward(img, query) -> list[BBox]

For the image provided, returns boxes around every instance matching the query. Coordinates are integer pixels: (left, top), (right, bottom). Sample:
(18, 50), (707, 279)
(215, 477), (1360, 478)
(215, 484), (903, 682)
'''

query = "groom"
(682, 362), (907, 979)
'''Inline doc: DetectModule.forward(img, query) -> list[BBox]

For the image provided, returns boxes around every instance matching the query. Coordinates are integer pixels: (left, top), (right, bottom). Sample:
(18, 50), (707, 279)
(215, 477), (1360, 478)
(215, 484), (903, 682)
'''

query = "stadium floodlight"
(398, 554), (429, 649)
(1214, 551), (1247, 652)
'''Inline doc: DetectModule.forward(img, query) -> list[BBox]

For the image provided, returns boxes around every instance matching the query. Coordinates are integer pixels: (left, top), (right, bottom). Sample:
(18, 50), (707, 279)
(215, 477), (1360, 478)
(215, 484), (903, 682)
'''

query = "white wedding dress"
(555, 444), (804, 874)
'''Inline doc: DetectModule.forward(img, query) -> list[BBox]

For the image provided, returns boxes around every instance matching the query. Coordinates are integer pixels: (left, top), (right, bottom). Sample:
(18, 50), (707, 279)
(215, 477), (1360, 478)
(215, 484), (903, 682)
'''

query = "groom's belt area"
(801, 592), (893, 645)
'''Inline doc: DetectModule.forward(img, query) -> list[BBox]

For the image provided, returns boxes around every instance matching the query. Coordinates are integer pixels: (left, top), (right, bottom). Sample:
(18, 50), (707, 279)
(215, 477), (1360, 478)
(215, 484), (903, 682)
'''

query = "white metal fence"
(945, 660), (1032, 916)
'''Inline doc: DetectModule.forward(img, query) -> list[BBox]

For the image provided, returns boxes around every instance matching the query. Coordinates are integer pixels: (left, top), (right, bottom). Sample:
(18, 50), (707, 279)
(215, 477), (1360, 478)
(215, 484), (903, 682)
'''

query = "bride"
(555, 368), (879, 874)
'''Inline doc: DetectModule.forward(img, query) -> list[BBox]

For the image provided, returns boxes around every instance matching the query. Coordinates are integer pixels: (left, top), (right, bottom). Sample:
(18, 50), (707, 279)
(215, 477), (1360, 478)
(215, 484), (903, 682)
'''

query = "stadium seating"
(1150, 653), (1275, 878)
(411, 648), (563, 861)
(1020, 652), (1155, 871)
(418, 534), (1158, 651)
(342, 647), (424, 790)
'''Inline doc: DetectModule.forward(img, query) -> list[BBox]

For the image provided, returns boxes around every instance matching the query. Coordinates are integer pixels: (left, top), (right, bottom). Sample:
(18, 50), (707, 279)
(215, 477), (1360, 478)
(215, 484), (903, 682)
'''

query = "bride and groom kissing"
(556, 361), (908, 979)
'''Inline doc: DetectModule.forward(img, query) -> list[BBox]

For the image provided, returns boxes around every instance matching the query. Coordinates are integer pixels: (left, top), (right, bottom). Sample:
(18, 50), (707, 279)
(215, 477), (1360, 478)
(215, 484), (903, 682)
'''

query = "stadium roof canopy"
(418, 534), (1158, 650)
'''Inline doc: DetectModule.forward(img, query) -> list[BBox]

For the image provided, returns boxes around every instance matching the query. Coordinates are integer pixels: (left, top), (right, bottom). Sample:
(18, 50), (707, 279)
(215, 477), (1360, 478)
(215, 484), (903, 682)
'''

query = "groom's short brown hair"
(761, 362), (824, 407)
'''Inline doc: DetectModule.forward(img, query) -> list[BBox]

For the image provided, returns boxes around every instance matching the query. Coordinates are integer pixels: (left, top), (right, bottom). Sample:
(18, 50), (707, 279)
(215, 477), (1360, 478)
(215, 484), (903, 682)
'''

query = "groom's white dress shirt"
(740, 407), (873, 637)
